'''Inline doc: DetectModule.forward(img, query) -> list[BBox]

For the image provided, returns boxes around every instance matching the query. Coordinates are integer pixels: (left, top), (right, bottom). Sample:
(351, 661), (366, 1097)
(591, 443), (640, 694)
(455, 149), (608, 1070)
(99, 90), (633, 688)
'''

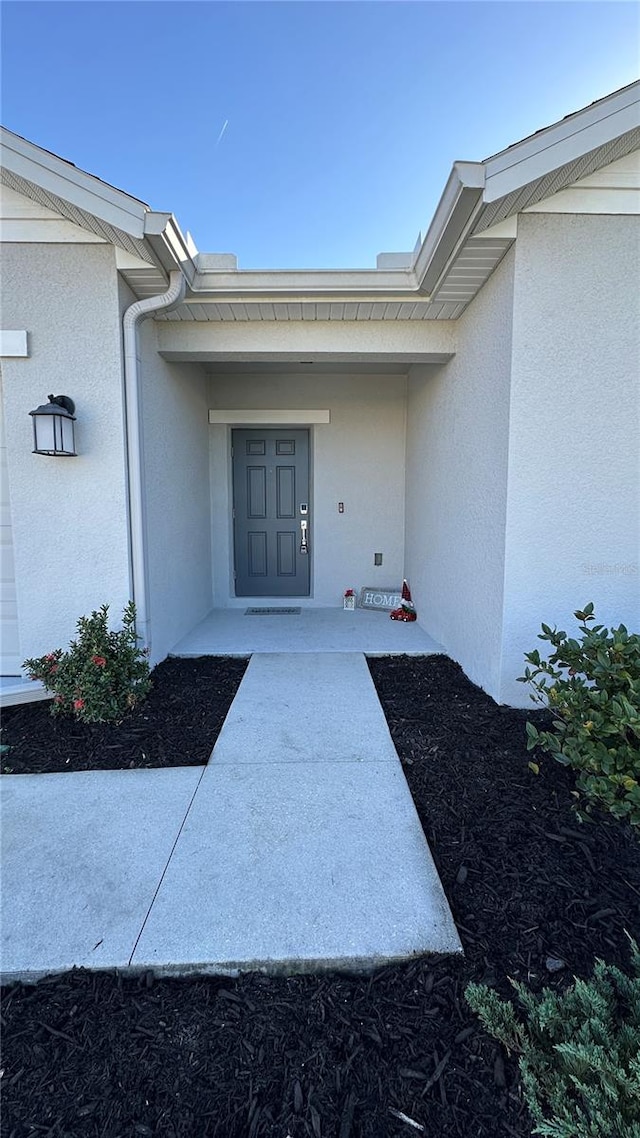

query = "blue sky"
(2, 2), (638, 268)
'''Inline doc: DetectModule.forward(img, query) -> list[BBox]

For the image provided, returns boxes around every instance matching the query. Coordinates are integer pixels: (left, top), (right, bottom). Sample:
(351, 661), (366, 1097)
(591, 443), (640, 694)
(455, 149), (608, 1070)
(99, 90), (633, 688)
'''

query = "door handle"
(300, 519), (309, 555)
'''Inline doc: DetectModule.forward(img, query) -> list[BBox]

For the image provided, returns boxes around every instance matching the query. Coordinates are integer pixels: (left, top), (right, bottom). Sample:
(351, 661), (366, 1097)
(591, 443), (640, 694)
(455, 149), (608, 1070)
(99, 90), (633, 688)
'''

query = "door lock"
(300, 519), (309, 554)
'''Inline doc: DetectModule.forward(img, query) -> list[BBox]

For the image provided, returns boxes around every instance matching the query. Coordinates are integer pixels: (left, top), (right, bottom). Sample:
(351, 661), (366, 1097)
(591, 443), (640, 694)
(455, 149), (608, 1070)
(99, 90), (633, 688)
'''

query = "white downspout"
(123, 270), (186, 652)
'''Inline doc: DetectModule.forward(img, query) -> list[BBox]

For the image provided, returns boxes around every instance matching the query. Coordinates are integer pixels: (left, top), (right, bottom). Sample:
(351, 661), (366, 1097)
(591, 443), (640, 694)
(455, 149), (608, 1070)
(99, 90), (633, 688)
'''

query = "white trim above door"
(209, 409), (330, 424)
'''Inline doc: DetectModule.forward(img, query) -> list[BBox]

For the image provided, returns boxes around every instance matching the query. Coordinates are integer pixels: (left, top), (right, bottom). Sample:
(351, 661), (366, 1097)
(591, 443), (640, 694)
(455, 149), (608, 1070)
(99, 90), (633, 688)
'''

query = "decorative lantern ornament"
(29, 395), (77, 456)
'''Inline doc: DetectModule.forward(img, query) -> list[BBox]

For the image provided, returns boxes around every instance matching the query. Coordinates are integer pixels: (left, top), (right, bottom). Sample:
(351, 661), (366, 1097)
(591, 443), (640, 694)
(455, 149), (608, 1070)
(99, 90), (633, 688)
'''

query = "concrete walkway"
(1, 654), (461, 983)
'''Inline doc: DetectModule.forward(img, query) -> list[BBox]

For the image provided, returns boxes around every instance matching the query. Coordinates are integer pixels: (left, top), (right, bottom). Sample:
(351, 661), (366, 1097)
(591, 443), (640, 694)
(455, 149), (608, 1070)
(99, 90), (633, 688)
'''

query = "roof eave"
(2, 80), (638, 313)
(144, 212), (197, 287)
(0, 125), (149, 237)
(483, 81), (640, 201)
(411, 80), (640, 303)
(187, 267), (418, 301)
(413, 162), (485, 296)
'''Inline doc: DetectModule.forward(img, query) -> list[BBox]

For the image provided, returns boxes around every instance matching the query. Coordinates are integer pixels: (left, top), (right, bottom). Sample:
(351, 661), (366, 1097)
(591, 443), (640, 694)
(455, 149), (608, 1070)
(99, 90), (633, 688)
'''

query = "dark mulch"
(2, 654), (638, 1138)
(368, 655), (639, 988)
(0, 657), (248, 774)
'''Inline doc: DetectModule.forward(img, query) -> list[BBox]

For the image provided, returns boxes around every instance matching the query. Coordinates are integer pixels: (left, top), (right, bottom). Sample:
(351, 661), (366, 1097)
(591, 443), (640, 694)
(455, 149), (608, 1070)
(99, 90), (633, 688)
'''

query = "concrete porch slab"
(1, 767), (204, 983)
(171, 607), (443, 657)
(211, 653), (399, 764)
(131, 760), (461, 974)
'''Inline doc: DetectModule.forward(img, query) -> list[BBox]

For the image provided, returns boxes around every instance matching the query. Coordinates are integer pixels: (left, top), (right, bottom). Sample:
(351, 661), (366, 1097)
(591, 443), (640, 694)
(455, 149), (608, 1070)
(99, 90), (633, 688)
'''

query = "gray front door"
(232, 429), (311, 597)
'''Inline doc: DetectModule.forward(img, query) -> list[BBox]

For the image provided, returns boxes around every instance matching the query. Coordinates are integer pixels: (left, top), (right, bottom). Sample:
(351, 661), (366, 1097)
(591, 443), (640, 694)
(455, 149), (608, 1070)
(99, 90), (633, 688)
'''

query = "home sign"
(359, 587), (402, 611)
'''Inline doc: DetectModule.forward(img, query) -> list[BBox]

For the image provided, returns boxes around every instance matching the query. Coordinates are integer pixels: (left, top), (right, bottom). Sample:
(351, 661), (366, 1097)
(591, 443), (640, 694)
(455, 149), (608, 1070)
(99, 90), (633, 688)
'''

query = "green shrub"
(24, 601), (151, 723)
(466, 939), (640, 1137)
(518, 604), (640, 826)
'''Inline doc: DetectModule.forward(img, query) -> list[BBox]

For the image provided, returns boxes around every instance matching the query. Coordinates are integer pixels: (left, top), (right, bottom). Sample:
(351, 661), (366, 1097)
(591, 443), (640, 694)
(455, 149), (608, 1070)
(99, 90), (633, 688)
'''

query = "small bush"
(466, 939), (640, 1138)
(24, 601), (151, 723)
(519, 604), (640, 826)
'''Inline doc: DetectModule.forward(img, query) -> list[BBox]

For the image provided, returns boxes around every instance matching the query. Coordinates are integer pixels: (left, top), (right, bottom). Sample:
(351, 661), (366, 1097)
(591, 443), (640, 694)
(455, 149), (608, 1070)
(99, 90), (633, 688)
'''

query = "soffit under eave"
(0, 167), (158, 267)
(117, 263), (174, 299)
(154, 299), (468, 322)
(428, 235), (514, 305)
(474, 127), (640, 233)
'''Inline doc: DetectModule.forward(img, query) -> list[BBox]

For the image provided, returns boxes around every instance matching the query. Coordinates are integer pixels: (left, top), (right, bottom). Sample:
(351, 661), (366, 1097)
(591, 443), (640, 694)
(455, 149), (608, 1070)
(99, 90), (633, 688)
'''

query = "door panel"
(277, 531), (296, 576)
(248, 532), (268, 577)
(276, 467), (295, 517)
(247, 467), (267, 517)
(233, 429), (310, 597)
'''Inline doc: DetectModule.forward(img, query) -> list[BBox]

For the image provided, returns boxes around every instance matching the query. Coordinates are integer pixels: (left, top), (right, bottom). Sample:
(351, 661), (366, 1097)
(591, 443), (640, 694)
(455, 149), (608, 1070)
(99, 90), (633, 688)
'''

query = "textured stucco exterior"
(157, 319), (456, 363)
(499, 212), (640, 705)
(404, 249), (515, 698)
(125, 287), (212, 665)
(208, 372), (407, 606)
(2, 116), (638, 704)
(0, 243), (130, 660)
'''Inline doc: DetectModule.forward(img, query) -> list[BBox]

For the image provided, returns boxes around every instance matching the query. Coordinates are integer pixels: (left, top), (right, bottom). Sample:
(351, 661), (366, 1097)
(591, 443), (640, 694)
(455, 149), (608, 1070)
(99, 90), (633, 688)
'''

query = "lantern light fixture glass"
(29, 394), (77, 456)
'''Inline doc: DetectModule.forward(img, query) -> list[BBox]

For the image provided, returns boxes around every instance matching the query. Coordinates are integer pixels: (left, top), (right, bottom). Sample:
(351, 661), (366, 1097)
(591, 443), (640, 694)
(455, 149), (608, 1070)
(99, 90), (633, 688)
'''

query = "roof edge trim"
(483, 85), (640, 202)
(189, 267), (417, 297)
(144, 212), (196, 286)
(413, 162), (485, 295)
(0, 126), (149, 237)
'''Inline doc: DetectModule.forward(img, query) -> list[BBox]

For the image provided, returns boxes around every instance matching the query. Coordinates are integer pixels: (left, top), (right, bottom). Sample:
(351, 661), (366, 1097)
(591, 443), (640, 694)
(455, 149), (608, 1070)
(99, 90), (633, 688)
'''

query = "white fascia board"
(189, 268), (417, 299)
(0, 127), (148, 237)
(484, 82), (640, 202)
(143, 212), (197, 285)
(412, 162), (485, 296)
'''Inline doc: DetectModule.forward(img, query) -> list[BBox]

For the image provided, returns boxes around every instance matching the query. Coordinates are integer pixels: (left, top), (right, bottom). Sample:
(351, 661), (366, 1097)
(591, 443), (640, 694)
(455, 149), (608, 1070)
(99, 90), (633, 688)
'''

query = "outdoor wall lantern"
(29, 395), (77, 456)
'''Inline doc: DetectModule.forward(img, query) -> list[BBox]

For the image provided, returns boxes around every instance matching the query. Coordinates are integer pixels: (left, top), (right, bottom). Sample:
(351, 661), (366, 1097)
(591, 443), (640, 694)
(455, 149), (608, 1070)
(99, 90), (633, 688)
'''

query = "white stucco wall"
(208, 372), (407, 606)
(499, 212), (640, 705)
(158, 319), (456, 363)
(129, 297), (212, 663)
(404, 249), (515, 698)
(0, 243), (131, 661)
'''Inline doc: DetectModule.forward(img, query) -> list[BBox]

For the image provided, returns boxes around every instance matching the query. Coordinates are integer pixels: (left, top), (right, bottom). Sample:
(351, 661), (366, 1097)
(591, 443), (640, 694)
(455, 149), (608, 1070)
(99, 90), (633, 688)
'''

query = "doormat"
(244, 607), (302, 615)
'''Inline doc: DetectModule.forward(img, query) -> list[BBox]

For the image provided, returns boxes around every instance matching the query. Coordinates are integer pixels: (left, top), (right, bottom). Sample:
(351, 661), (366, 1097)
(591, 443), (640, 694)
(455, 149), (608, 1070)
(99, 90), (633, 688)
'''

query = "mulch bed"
(2, 654), (638, 1137)
(0, 657), (248, 774)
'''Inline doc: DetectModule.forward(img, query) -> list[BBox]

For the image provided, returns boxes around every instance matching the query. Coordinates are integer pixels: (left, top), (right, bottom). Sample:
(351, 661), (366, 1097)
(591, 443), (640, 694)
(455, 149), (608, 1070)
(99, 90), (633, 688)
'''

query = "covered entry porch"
(155, 311), (454, 610)
(148, 308), (455, 656)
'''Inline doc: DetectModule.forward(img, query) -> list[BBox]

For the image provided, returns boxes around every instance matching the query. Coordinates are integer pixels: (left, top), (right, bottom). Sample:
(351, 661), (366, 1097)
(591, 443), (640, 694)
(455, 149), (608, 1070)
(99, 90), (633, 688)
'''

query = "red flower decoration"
(92, 656), (107, 667)
(344, 589), (355, 597)
(73, 698), (85, 710)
